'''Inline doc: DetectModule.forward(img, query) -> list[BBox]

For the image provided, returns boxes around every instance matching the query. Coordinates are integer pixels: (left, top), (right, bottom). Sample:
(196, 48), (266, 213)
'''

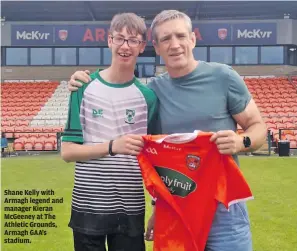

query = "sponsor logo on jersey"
(92, 108), (103, 118)
(146, 147), (158, 155)
(163, 144), (181, 151)
(155, 166), (197, 197)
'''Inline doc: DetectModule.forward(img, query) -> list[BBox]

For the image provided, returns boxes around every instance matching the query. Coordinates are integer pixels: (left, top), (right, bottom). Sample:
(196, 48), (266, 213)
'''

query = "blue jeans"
(205, 202), (253, 251)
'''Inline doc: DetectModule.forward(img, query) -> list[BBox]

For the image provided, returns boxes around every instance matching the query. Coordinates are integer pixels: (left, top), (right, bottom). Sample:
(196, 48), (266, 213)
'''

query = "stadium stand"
(30, 81), (69, 127)
(1, 80), (64, 151)
(241, 76), (297, 149)
(2, 76), (296, 153)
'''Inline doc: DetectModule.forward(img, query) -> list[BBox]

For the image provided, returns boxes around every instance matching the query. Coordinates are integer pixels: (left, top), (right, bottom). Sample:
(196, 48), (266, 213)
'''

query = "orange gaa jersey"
(137, 131), (253, 251)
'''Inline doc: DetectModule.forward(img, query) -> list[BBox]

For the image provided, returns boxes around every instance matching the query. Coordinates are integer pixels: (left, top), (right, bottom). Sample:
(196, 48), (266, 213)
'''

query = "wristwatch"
(243, 136), (251, 148)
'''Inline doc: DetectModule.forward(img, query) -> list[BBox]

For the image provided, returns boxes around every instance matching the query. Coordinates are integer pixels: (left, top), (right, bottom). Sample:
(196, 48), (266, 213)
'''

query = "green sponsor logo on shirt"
(92, 109), (103, 118)
(125, 109), (135, 124)
(155, 166), (197, 197)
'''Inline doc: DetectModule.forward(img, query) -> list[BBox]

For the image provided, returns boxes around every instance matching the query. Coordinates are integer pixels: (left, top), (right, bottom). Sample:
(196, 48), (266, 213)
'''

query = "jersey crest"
(186, 155), (200, 171)
(125, 109), (136, 124)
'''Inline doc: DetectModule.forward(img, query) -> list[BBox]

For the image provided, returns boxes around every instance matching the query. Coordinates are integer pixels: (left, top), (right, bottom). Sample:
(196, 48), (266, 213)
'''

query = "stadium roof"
(2, 1), (297, 22)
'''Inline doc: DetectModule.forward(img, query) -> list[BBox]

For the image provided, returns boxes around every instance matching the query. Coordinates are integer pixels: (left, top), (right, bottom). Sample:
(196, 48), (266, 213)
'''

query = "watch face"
(245, 137), (251, 147)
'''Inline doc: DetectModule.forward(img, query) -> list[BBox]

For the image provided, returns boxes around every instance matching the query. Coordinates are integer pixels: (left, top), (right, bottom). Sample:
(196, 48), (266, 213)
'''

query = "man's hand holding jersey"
(210, 130), (244, 155)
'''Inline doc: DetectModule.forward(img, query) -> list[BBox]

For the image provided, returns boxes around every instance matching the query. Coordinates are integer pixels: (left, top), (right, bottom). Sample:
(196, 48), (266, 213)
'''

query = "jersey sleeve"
(215, 156), (254, 209)
(225, 66), (252, 115)
(62, 87), (85, 144)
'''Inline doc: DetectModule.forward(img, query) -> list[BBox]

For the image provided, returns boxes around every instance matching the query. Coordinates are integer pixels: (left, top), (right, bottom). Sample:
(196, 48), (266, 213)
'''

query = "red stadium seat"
(5, 128), (15, 138)
(1, 120), (10, 127)
(28, 136), (38, 143)
(44, 141), (54, 151)
(271, 117), (282, 123)
(13, 142), (24, 151)
(24, 127), (35, 133)
(34, 142), (44, 151)
(24, 141), (34, 151)
(15, 136), (27, 143)
(274, 106), (283, 112)
(41, 135), (50, 142)
(282, 117), (294, 123)
(14, 132), (27, 138)
(285, 123), (296, 129)
(48, 136), (57, 143)
(266, 107), (276, 113)
(32, 127), (43, 133)
(266, 123), (277, 130)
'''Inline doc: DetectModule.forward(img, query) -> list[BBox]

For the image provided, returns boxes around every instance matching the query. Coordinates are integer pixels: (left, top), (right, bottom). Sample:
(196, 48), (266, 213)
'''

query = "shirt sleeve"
(148, 98), (162, 135)
(61, 88), (84, 144)
(225, 66), (252, 115)
(215, 156), (254, 209)
(134, 80), (161, 135)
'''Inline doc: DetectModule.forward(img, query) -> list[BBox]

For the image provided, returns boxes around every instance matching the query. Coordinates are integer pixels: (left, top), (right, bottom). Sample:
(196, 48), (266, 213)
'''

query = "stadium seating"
(2, 77), (296, 151)
(30, 81), (69, 127)
(244, 76), (297, 148)
(1, 81), (65, 151)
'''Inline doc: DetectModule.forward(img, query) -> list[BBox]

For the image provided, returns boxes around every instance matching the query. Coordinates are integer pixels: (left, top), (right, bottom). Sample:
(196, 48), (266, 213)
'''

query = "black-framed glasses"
(111, 36), (143, 48)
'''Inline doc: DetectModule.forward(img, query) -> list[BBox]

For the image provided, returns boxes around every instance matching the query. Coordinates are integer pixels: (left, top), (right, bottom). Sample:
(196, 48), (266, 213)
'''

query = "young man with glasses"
(61, 13), (158, 251)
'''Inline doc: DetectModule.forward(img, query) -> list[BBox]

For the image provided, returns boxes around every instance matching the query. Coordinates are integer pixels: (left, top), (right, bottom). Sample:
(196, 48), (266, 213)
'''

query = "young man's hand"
(68, 70), (91, 91)
(113, 134), (144, 156)
(145, 207), (155, 241)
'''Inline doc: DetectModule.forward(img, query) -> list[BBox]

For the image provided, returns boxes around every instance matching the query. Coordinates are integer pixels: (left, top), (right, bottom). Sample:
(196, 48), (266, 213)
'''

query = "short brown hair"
(109, 13), (147, 41)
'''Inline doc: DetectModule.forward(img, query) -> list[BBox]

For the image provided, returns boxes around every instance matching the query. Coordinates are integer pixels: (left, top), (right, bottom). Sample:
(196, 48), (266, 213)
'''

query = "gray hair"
(150, 10), (192, 42)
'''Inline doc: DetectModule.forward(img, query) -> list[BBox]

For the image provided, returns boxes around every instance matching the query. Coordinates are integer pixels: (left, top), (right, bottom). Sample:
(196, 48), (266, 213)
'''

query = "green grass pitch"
(1, 155), (297, 251)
